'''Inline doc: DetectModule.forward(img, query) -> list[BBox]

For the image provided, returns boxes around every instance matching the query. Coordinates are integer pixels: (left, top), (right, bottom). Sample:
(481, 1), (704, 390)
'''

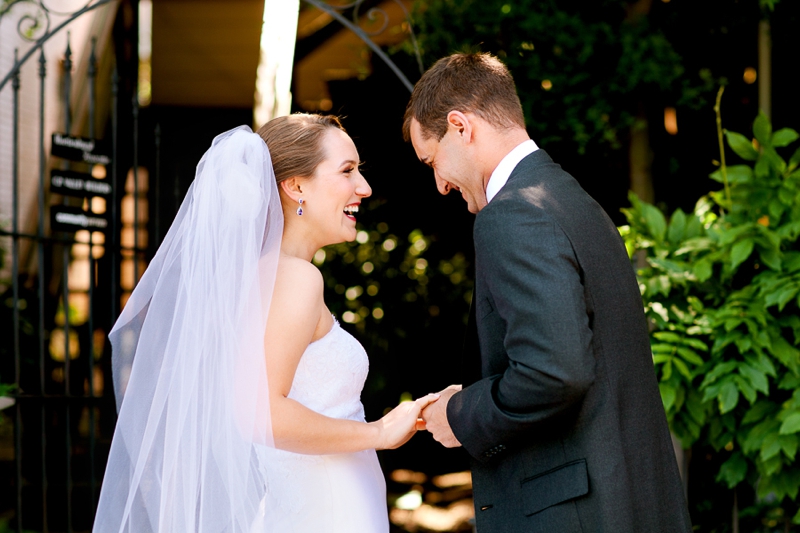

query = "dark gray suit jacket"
(446, 150), (691, 532)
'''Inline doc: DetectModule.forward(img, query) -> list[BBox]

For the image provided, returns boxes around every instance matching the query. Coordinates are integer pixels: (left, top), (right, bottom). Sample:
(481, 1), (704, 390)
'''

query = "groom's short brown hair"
(402, 53), (525, 142)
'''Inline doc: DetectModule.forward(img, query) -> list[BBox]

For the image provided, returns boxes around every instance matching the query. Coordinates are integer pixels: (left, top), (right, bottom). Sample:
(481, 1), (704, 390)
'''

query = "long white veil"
(94, 126), (283, 532)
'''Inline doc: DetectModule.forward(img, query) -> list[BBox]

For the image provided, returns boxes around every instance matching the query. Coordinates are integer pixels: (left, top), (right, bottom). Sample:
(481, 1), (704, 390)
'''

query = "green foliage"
(407, 0), (713, 154)
(0, 383), (14, 399)
(620, 112), (800, 518)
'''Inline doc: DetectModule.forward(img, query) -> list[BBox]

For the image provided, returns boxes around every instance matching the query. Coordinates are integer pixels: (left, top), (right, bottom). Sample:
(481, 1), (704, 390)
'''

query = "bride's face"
(301, 128), (372, 245)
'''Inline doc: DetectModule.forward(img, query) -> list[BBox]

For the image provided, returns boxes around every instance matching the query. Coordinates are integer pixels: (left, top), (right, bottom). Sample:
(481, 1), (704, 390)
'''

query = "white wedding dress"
(251, 319), (390, 532)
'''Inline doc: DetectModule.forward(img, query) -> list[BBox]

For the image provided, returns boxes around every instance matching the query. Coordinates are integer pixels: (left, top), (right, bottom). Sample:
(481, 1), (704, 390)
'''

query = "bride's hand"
(372, 393), (440, 450)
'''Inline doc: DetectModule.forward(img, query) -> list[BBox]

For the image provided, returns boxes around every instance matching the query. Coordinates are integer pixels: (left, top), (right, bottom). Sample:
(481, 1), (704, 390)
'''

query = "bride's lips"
(344, 203), (360, 221)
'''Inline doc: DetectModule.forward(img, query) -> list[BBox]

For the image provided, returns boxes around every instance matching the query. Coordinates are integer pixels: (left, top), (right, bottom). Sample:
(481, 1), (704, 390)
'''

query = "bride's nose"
(356, 172), (372, 198)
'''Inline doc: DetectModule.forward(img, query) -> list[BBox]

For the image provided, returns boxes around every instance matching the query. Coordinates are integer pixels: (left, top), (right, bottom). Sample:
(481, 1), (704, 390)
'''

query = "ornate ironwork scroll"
(0, 0), (115, 92)
(301, 0), (424, 93)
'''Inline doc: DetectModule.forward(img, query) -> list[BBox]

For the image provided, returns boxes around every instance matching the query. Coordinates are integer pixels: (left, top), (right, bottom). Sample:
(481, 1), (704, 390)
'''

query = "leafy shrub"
(621, 107), (800, 521)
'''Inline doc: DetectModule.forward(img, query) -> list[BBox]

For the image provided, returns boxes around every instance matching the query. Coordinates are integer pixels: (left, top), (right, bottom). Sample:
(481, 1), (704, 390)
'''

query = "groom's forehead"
(410, 121), (435, 163)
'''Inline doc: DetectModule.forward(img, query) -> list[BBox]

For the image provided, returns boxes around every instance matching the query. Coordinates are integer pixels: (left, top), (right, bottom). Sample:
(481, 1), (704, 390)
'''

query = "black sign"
(51, 170), (112, 198)
(51, 206), (109, 233)
(51, 133), (111, 165)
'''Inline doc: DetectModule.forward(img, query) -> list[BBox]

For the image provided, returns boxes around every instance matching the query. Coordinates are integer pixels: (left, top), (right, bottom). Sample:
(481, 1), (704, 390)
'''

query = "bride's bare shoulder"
(275, 255), (323, 297)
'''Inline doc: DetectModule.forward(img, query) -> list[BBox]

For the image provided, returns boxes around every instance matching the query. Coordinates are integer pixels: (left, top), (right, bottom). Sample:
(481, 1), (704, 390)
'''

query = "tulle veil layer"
(93, 126), (283, 532)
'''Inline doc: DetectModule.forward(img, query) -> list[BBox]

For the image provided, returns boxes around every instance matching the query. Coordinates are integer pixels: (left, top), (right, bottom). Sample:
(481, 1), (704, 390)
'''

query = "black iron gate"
(0, 1), (144, 531)
(0, 1), (424, 532)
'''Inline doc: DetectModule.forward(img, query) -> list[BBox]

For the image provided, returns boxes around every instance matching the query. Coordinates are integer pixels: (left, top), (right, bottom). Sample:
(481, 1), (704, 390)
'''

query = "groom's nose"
(435, 175), (453, 195)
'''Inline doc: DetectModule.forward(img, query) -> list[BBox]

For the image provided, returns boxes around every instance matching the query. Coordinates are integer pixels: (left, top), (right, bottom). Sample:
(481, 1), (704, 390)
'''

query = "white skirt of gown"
(251, 446), (388, 533)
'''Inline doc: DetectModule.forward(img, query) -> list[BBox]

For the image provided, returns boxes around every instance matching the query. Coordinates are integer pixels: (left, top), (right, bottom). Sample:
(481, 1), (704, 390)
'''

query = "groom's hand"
(421, 385), (463, 448)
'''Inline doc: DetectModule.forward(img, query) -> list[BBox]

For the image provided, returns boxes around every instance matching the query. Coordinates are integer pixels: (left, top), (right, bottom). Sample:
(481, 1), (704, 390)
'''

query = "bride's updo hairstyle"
(256, 113), (345, 184)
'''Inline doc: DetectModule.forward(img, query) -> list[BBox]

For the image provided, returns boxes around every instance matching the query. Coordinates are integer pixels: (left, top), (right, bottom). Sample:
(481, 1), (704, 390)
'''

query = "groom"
(406, 53), (691, 532)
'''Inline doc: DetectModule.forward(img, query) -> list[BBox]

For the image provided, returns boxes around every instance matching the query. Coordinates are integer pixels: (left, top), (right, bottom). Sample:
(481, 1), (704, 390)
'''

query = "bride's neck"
(280, 222), (320, 262)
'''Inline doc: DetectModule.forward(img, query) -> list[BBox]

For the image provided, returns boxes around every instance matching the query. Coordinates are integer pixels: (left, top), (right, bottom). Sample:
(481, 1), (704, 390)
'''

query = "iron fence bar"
(87, 35), (98, 510)
(154, 123), (161, 246)
(61, 34), (74, 533)
(11, 47), (23, 533)
(111, 67), (118, 319)
(37, 47), (49, 533)
(132, 93), (139, 287)
(0, 0), (116, 93)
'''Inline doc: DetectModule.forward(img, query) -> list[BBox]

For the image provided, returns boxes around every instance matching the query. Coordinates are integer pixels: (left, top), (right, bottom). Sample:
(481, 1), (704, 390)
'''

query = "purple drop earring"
(296, 198), (304, 216)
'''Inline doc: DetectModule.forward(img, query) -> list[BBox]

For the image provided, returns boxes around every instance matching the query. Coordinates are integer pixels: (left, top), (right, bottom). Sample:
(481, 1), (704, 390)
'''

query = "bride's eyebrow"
(339, 159), (360, 168)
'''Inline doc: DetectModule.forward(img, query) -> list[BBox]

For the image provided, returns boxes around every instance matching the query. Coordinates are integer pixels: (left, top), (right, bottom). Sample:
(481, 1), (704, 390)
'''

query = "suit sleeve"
(447, 201), (595, 462)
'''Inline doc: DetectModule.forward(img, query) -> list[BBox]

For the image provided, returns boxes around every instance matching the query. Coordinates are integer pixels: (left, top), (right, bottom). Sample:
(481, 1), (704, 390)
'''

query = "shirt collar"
(485, 139), (539, 203)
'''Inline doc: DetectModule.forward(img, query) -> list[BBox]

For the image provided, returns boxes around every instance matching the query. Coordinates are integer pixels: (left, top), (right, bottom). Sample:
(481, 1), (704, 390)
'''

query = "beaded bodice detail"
(287, 319), (368, 421)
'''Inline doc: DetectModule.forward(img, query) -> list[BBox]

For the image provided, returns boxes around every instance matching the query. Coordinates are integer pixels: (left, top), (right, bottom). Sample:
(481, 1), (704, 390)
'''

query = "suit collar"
(506, 149), (555, 187)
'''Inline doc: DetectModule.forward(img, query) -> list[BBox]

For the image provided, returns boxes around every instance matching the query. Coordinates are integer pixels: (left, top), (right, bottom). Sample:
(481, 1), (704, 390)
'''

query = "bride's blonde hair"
(256, 113), (345, 184)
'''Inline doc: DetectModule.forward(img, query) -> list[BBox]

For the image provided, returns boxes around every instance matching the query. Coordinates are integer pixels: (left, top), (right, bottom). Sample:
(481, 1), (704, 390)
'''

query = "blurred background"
(1, 0), (799, 531)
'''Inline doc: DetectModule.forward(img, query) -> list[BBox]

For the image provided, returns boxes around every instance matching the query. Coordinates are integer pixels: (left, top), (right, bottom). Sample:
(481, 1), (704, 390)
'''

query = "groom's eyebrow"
(420, 156), (431, 167)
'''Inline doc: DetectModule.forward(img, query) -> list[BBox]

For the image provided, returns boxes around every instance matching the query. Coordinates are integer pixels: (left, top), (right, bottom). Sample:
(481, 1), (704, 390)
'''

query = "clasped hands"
(374, 384), (463, 450)
(418, 384), (463, 448)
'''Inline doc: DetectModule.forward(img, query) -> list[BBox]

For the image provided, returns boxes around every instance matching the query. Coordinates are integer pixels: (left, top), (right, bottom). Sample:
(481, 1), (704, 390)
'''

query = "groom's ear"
(446, 111), (473, 143)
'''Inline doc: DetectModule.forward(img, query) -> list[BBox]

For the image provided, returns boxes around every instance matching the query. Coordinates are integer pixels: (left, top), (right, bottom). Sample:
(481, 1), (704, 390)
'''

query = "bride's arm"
(265, 258), (434, 454)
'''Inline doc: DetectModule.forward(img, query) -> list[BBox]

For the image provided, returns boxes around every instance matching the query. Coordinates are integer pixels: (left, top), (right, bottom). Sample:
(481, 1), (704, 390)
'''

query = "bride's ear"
(279, 178), (304, 202)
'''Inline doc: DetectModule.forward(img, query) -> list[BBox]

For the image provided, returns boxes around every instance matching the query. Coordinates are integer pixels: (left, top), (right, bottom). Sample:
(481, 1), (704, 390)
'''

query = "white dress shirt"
(485, 139), (539, 203)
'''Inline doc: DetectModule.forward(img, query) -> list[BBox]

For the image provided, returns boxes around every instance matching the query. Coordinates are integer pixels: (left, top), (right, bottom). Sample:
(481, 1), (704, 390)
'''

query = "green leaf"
(701, 361), (738, 387)
(693, 258), (713, 282)
(642, 203), (667, 242)
(758, 247), (782, 271)
(754, 111), (772, 147)
(730, 239), (754, 270)
(684, 215), (703, 239)
(790, 146), (800, 171)
(782, 434), (799, 461)
(764, 147), (787, 173)
(784, 252), (800, 272)
(734, 375), (757, 404)
(761, 431), (782, 461)
(770, 334), (800, 372)
(725, 130), (759, 161)
(686, 389), (707, 425)
(780, 413), (800, 435)
(772, 128), (799, 148)
(744, 419), (781, 454)
(727, 164), (755, 183)
(683, 337), (709, 351)
(716, 452), (747, 488)
(742, 401), (777, 425)
(761, 454), (783, 476)
(769, 198), (785, 219)
(667, 209), (687, 245)
(739, 364), (769, 394)
(755, 155), (771, 179)
(676, 347), (704, 366)
(777, 286), (799, 311)
(673, 358), (692, 380)
(653, 331), (682, 344)
(652, 354), (671, 365)
(659, 382), (677, 411)
(780, 373), (800, 390)
(719, 380), (740, 414)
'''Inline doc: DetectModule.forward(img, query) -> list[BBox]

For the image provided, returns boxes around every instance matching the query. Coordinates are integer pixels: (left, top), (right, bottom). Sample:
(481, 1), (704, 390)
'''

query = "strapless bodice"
(287, 319), (369, 421)
(252, 319), (388, 532)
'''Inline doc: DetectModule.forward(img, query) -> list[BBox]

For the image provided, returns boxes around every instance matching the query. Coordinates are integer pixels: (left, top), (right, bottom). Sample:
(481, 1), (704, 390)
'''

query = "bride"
(93, 114), (438, 532)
